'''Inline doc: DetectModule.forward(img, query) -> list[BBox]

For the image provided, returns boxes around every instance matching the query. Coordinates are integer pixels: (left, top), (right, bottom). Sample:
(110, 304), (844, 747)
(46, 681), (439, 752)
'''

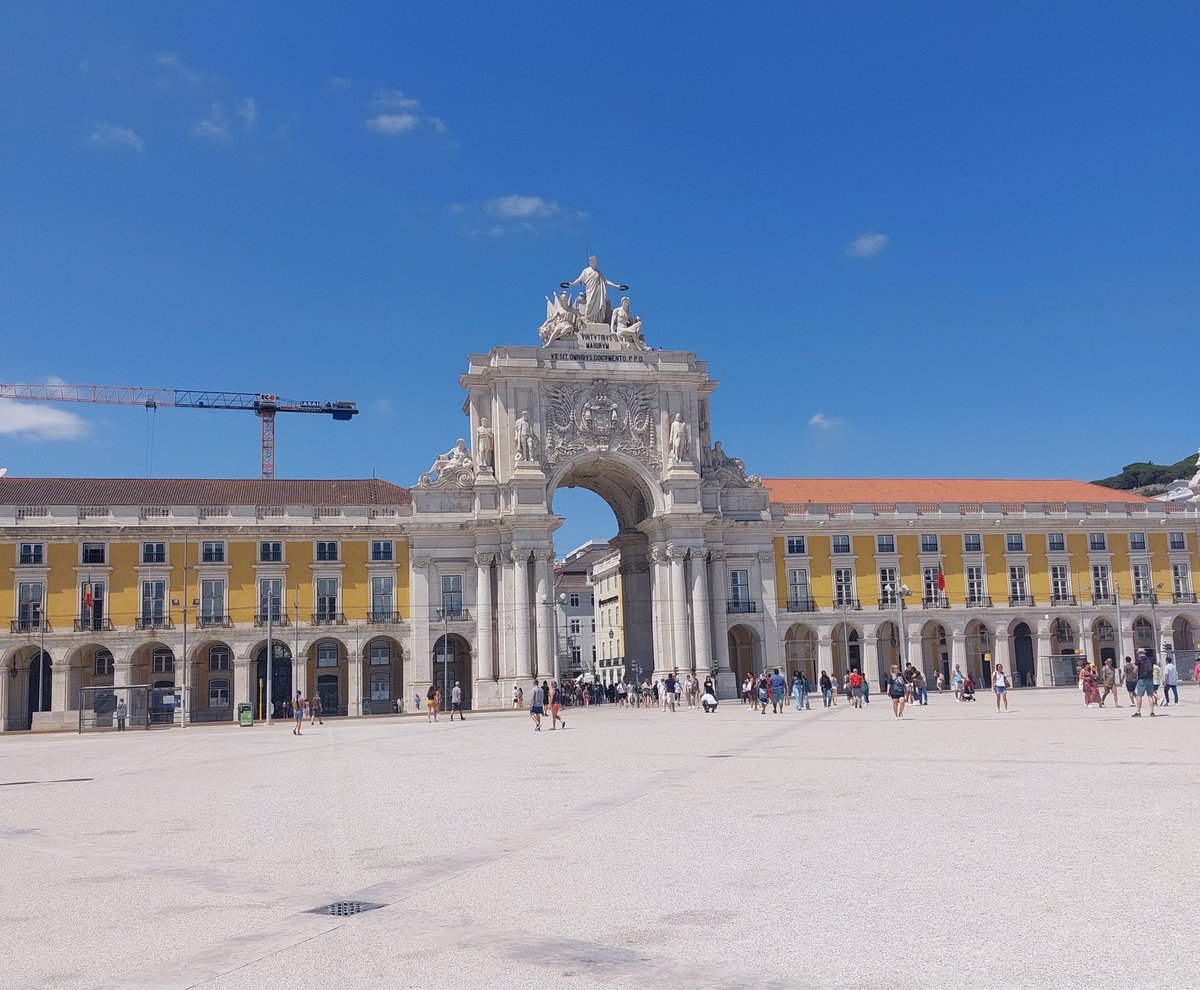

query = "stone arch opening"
(365, 635), (405, 713)
(783, 623), (817, 684)
(433, 633), (472, 710)
(727, 624), (759, 684)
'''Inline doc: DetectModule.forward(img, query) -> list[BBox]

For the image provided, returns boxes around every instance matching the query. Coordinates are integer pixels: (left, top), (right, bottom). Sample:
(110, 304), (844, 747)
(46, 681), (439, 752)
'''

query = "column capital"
(474, 552), (496, 568)
(412, 556), (431, 570)
(509, 548), (530, 565)
(648, 544), (666, 564)
(709, 549), (728, 561)
(757, 551), (775, 565)
(691, 548), (711, 562)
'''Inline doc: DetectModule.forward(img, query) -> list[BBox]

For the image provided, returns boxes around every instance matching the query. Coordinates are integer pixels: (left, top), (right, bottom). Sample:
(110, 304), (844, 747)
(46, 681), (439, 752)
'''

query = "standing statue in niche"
(475, 417), (495, 472)
(669, 413), (692, 465)
(610, 296), (647, 350)
(514, 410), (538, 463)
(561, 256), (628, 324)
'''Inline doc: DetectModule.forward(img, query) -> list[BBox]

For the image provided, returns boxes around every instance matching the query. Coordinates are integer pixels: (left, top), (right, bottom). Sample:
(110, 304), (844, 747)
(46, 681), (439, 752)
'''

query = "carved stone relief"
(542, 378), (660, 469)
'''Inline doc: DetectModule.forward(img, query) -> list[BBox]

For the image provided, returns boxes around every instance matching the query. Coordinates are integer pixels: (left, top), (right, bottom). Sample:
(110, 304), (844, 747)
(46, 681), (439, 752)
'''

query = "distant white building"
(554, 541), (608, 679)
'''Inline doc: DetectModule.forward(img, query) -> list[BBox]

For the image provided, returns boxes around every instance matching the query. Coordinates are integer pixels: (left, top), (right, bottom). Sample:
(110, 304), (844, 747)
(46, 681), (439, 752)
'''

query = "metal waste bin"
(361, 697), (372, 715)
(237, 702), (253, 727)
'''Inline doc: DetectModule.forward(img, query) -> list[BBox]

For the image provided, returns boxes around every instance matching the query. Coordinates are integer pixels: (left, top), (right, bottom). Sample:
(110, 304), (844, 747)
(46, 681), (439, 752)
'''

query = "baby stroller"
(960, 677), (977, 701)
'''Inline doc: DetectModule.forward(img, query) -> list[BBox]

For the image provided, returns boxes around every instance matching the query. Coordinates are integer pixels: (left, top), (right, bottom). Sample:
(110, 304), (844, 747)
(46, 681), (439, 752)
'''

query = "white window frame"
(370, 540), (394, 562)
(259, 541), (283, 563)
(786, 536), (806, 555)
(1008, 565), (1028, 603)
(141, 541), (167, 564)
(1088, 533), (1107, 552)
(200, 541), (225, 563)
(831, 535), (851, 555)
(1047, 533), (1065, 552)
(315, 540), (339, 562)
(963, 534), (982, 553)
(18, 542), (44, 565)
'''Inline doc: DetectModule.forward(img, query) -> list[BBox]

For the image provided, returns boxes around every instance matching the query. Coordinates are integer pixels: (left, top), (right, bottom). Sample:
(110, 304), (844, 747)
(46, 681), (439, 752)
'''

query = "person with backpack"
(310, 692), (324, 726)
(887, 664), (907, 719)
(993, 663), (1010, 712)
(1132, 649), (1157, 717)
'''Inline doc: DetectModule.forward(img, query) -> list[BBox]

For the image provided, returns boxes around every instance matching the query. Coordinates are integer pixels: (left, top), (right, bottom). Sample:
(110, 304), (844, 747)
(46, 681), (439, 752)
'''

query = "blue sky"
(1, 1), (1197, 553)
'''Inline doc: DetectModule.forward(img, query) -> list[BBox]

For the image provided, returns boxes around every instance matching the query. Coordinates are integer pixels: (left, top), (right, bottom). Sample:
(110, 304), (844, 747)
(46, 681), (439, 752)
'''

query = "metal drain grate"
(308, 900), (386, 917)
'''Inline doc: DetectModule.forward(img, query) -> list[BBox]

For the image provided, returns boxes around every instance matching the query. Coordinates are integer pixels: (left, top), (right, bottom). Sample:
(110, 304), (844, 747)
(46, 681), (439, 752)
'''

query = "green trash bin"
(237, 702), (253, 727)
(361, 698), (372, 715)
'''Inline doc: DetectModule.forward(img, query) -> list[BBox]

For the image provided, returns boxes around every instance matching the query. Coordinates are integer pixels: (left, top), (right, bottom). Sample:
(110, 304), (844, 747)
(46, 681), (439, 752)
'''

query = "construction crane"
(0, 383), (358, 479)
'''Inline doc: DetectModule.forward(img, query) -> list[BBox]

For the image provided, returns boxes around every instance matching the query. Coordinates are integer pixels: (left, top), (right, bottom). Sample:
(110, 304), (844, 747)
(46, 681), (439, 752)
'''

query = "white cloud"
(236, 97), (257, 130)
(373, 88), (420, 110)
(0, 401), (90, 441)
(845, 232), (889, 258)
(428, 116), (448, 135)
(808, 412), (844, 430)
(193, 103), (232, 142)
(486, 195), (559, 219)
(90, 122), (144, 152)
(327, 76), (353, 91)
(365, 112), (419, 135)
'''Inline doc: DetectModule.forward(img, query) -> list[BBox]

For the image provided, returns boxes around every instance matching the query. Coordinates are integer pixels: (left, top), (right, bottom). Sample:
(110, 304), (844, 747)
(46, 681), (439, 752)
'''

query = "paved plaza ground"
(2, 688), (1197, 990)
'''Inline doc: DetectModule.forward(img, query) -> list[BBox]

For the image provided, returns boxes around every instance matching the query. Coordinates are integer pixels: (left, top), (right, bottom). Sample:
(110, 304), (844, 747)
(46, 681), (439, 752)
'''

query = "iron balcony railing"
(877, 598), (897, 609)
(1093, 593), (1119, 606)
(367, 611), (402, 624)
(1008, 595), (1035, 607)
(786, 598), (816, 613)
(74, 617), (114, 631)
(833, 598), (862, 611)
(1051, 594), (1077, 606)
(1173, 592), (1197, 604)
(10, 618), (49, 633)
(726, 600), (758, 614)
(435, 608), (472, 622)
(135, 616), (174, 631)
(311, 611), (347, 626)
(966, 596), (993, 607)
(254, 612), (290, 627)
(196, 614), (233, 628)
(922, 596), (950, 609)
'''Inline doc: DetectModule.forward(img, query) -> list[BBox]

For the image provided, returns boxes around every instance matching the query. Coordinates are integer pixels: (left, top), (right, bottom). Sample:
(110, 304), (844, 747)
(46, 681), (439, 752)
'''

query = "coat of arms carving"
(543, 379), (659, 468)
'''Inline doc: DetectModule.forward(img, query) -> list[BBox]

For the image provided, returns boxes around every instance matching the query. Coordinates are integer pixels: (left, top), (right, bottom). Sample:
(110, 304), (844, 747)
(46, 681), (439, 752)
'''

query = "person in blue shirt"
(768, 668), (788, 714)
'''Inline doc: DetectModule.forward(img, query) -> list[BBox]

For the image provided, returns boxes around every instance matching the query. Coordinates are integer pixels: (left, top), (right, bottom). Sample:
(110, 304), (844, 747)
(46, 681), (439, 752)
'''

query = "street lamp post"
(885, 583), (911, 687)
(1150, 583), (1164, 660)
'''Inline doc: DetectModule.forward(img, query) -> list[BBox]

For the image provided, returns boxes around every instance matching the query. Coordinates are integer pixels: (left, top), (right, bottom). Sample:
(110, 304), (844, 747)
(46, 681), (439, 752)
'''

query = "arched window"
(208, 679), (230, 709)
(94, 649), (114, 676)
(209, 646), (231, 671)
(152, 647), (174, 673)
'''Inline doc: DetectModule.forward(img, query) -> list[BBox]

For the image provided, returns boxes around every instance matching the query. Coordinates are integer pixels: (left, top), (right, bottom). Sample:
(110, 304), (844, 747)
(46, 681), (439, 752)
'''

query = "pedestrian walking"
(849, 668), (864, 708)
(952, 664), (964, 701)
(426, 684), (438, 723)
(798, 672), (812, 710)
(549, 680), (566, 729)
(887, 664), (907, 719)
(819, 670), (832, 708)
(741, 674), (752, 706)
(861, 673), (870, 705)
(665, 672), (677, 712)
(450, 681), (466, 721)
(769, 668), (787, 713)
(310, 692), (324, 725)
(993, 663), (1010, 712)
(530, 680), (544, 731)
(791, 671), (802, 710)
(1099, 658), (1120, 708)
(115, 697), (127, 731)
(936, 670), (945, 694)
(1132, 650), (1157, 717)
(292, 691), (305, 735)
(1081, 663), (1102, 708)
(1123, 656), (1138, 706)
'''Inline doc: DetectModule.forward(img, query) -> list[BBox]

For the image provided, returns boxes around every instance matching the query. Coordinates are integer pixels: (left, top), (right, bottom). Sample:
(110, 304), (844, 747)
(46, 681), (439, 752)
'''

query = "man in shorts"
(529, 680), (544, 731)
(1132, 649), (1157, 717)
(1098, 658), (1120, 708)
(769, 668), (788, 713)
(450, 681), (465, 721)
(292, 691), (305, 735)
(1122, 656), (1138, 705)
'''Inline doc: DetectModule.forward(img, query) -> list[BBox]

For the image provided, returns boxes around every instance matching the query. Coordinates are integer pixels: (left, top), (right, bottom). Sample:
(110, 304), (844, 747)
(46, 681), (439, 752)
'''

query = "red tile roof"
(0, 477), (411, 506)
(761, 478), (1154, 505)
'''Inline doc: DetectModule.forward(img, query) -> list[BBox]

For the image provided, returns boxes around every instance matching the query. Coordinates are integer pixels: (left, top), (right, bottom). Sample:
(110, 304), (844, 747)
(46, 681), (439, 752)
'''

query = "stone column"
(816, 634), (834, 683)
(411, 556), (432, 692)
(862, 637), (880, 692)
(759, 551), (782, 672)
(294, 653), (309, 708)
(534, 549), (554, 679)
(950, 634), (967, 685)
(512, 549), (532, 680)
(1035, 627), (1053, 688)
(475, 553), (495, 683)
(649, 546), (672, 677)
(232, 659), (251, 718)
(347, 647), (363, 717)
(668, 545), (693, 673)
(50, 655), (72, 714)
(991, 633), (1010, 689)
(691, 549), (714, 677)
(710, 550), (731, 674)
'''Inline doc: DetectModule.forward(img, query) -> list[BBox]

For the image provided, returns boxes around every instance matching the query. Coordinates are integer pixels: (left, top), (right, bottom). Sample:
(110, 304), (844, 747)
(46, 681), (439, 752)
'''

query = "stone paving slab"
(2, 690), (1198, 989)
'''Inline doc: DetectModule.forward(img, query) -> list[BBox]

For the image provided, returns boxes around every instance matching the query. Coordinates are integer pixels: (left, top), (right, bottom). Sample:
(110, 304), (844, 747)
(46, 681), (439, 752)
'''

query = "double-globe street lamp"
(884, 583), (912, 687)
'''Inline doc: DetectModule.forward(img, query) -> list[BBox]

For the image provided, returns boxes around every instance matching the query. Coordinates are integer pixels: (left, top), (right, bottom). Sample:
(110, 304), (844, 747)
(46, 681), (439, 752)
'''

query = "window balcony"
(832, 598), (862, 612)
(1093, 594), (1119, 607)
(966, 596), (993, 608)
(75, 617), (114, 632)
(10, 618), (50, 633)
(196, 614), (233, 629)
(785, 598), (816, 613)
(1051, 594), (1077, 607)
(311, 611), (347, 626)
(367, 611), (402, 624)
(435, 608), (472, 622)
(1008, 595), (1035, 607)
(1173, 592), (1197, 604)
(135, 617), (174, 631)
(922, 596), (950, 609)
(877, 598), (897, 609)
(254, 612), (290, 627)
(726, 600), (758, 614)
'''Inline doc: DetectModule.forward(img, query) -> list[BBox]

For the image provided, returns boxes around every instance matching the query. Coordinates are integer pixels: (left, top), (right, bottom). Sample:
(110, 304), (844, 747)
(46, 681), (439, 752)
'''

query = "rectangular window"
(1088, 533), (1107, 552)
(876, 535), (895, 554)
(923, 566), (941, 603)
(370, 672), (391, 701)
(1131, 563), (1151, 600)
(259, 578), (283, 620)
(79, 581), (106, 628)
(201, 541), (225, 563)
(569, 592), (580, 607)
(878, 566), (897, 605)
(571, 646), (582, 665)
(200, 579), (225, 622)
(966, 566), (984, 604)
(569, 618), (581, 635)
(18, 543), (44, 565)
(370, 576), (394, 620)
(141, 542), (166, 564)
(441, 574), (463, 617)
(317, 642), (339, 667)
(1092, 564), (1111, 600)
(963, 534), (981, 553)
(831, 535), (850, 554)
(788, 567), (810, 607)
(209, 679), (230, 709)
(370, 540), (393, 562)
(370, 643), (391, 666)
(17, 582), (44, 629)
(1051, 565), (1071, 602)
(141, 580), (166, 624)
(786, 536), (806, 555)
(208, 646), (231, 671)
(152, 650), (174, 673)
(315, 578), (339, 620)
(1169, 532), (1186, 551)
(1129, 532), (1147, 552)
(1008, 566), (1028, 603)
(94, 650), (114, 676)
(82, 542), (106, 565)
(1047, 533), (1065, 552)
(833, 568), (855, 607)
(729, 569), (749, 604)
(259, 541), (282, 563)
(316, 541), (339, 562)
(1005, 534), (1024, 552)
(1173, 563), (1192, 597)
(920, 534), (939, 553)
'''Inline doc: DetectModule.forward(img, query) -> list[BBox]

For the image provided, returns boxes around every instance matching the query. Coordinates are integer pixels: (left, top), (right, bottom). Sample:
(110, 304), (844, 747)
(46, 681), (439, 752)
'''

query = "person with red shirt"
(848, 668), (864, 709)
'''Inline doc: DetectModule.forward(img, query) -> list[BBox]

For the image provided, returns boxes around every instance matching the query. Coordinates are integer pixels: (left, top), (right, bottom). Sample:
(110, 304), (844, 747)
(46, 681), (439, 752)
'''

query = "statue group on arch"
(538, 256), (647, 351)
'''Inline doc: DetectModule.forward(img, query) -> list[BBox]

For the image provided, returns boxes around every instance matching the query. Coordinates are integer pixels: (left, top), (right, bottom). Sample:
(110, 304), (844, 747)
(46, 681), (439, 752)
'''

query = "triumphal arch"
(408, 258), (775, 706)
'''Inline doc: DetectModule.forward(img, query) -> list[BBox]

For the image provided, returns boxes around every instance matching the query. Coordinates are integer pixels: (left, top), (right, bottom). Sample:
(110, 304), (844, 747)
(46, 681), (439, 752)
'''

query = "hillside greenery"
(1093, 452), (1198, 491)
